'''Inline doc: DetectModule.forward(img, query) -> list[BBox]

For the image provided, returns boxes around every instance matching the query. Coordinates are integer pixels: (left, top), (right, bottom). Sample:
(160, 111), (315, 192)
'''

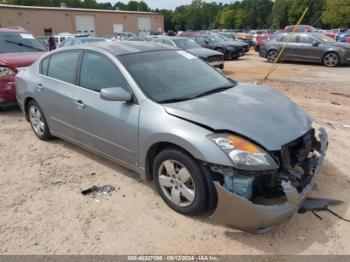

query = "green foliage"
(3, 0), (350, 30)
(322, 0), (350, 28)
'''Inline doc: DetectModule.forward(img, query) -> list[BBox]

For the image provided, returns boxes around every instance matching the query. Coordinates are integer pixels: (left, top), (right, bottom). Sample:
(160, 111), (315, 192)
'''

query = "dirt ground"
(1, 52), (350, 255)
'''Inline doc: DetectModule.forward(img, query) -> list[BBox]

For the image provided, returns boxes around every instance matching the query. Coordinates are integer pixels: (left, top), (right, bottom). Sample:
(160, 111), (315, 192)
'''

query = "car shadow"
(0, 104), (21, 115)
(262, 60), (350, 68)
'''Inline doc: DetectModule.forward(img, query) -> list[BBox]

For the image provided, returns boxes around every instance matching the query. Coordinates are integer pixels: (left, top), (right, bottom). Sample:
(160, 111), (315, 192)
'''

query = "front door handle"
(74, 99), (85, 109)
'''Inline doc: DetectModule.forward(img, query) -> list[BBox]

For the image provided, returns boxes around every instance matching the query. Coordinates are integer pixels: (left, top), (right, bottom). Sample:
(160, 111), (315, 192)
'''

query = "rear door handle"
(36, 83), (45, 92)
(74, 99), (85, 109)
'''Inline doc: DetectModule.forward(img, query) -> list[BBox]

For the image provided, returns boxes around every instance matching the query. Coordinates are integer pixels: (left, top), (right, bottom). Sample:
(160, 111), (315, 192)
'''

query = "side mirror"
(204, 40), (209, 44)
(100, 87), (132, 102)
(312, 41), (320, 47)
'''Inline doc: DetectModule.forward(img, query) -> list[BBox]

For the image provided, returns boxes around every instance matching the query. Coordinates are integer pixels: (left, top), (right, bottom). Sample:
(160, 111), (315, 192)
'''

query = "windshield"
(173, 38), (201, 49)
(119, 50), (234, 103)
(0, 33), (47, 53)
(207, 35), (226, 43)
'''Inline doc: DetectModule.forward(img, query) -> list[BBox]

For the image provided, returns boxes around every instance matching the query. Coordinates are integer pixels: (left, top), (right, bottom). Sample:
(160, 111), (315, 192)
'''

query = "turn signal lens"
(228, 135), (261, 153)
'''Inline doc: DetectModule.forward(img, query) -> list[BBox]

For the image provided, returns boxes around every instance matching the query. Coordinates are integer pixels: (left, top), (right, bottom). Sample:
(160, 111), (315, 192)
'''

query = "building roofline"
(0, 4), (160, 15)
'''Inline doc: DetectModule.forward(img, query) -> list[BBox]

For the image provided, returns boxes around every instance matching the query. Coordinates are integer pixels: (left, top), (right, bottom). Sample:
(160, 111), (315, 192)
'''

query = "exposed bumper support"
(210, 128), (328, 233)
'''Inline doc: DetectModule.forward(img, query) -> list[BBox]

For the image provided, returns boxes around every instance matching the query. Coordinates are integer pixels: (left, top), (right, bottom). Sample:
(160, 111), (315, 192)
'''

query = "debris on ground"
(342, 124), (350, 129)
(81, 185), (115, 200)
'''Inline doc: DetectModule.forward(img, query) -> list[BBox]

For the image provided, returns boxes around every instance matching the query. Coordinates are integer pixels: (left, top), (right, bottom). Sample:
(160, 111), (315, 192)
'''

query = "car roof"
(85, 41), (178, 56)
(0, 27), (28, 33)
(161, 36), (188, 40)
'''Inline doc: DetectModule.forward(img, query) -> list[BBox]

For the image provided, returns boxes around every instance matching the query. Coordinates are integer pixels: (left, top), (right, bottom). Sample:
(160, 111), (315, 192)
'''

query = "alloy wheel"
(324, 53), (339, 67)
(267, 50), (277, 63)
(29, 105), (45, 136)
(158, 160), (196, 207)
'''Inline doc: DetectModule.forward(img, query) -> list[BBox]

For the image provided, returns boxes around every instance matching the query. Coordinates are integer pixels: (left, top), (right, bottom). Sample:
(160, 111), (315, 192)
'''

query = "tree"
(322, 0), (350, 28)
(218, 8), (236, 29)
(272, 0), (291, 28)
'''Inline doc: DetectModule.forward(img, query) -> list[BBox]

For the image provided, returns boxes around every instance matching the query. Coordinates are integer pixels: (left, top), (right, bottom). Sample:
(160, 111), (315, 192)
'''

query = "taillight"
(0, 66), (16, 80)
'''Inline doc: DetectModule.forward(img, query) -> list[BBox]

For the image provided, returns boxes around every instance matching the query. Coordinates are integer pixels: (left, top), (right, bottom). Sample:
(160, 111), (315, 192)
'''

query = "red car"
(254, 33), (271, 51)
(284, 25), (317, 33)
(0, 27), (46, 109)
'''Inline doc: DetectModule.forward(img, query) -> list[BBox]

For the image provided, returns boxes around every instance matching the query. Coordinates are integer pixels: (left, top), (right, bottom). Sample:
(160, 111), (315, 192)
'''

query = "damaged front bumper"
(210, 128), (328, 233)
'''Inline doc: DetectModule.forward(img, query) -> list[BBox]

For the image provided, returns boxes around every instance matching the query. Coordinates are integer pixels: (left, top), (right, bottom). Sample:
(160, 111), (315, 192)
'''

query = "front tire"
(267, 50), (278, 63)
(28, 100), (52, 141)
(323, 52), (339, 67)
(153, 148), (207, 216)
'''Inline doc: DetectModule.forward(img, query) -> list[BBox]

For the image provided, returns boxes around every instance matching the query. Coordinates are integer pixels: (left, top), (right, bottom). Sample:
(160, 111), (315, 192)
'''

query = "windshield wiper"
(159, 97), (194, 104)
(5, 40), (45, 52)
(192, 85), (234, 99)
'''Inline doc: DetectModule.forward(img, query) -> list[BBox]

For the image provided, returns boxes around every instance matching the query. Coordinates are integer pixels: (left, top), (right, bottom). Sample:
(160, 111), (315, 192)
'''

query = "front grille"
(207, 55), (223, 62)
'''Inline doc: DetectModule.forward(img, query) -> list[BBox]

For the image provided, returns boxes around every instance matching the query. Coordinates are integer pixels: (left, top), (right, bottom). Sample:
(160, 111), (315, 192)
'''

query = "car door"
(281, 34), (299, 61)
(294, 35), (323, 62)
(36, 51), (80, 138)
(73, 51), (140, 166)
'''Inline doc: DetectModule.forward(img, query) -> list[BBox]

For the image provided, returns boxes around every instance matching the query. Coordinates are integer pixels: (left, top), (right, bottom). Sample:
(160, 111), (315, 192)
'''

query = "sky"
(111, 0), (237, 10)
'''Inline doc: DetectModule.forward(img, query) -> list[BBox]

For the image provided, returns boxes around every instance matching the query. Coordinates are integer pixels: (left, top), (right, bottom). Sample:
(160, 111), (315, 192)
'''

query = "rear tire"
(323, 52), (339, 67)
(28, 100), (52, 141)
(153, 148), (207, 216)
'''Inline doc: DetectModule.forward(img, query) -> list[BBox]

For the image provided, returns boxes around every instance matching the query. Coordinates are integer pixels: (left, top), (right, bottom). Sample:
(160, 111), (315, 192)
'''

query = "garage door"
(75, 16), (95, 35)
(138, 17), (151, 35)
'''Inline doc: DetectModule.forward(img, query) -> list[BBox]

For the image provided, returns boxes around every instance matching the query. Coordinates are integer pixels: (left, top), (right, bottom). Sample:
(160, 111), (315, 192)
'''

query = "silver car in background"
(15, 42), (328, 232)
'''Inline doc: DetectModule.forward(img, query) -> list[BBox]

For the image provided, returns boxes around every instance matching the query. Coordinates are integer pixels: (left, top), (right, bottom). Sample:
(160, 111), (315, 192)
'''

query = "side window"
(62, 38), (73, 47)
(40, 56), (50, 75)
(296, 35), (313, 44)
(47, 51), (80, 84)
(163, 40), (173, 46)
(195, 37), (206, 45)
(79, 52), (128, 92)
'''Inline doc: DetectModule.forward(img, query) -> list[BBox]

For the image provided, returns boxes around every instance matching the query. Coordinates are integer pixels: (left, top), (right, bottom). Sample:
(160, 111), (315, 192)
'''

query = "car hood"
(164, 83), (312, 151)
(0, 52), (45, 68)
(186, 48), (222, 58)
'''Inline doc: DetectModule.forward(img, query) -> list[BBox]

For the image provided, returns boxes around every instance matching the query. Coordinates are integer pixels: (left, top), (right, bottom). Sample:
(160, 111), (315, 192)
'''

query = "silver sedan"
(15, 42), (328, 232)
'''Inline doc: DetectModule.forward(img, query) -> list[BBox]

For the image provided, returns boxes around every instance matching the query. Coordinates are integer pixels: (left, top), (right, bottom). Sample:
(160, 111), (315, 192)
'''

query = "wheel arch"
(144, 141), (201, 181)
(145, 140), (218, 212)
(24, 97), (35, 122)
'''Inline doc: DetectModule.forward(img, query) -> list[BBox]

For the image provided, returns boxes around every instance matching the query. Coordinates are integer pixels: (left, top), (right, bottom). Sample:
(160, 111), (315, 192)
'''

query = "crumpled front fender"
(210, 128), (328, 233)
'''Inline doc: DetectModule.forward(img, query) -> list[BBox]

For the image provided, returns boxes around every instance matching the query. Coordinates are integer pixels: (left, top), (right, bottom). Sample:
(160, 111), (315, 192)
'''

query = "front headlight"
(208, 134), (279, 171)
(0, 66), (16, 80)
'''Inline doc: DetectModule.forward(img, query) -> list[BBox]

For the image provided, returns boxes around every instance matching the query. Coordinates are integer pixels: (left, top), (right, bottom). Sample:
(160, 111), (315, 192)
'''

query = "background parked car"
(284, 25), (317, 33)
(259, 33), (350, 67)
(59, 36), (107, 47)
(339, 33), (350, 43)
(153, 36), (224, 69)
(215, 33), (250, 52)
(117, 32), (137, 41)
(189, 34), (244, 60)
(0, 27), (46, 108)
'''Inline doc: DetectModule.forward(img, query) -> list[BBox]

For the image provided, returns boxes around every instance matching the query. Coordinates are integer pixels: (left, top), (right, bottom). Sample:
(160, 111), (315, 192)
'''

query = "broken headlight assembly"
(208, 134), (279, 171)
(0, 66), (16, 80)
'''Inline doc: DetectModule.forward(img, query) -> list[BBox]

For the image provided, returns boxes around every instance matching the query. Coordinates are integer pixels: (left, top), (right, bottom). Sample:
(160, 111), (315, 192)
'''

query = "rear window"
(47, 51), (80, 84)
(0, 32), (47, 53)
